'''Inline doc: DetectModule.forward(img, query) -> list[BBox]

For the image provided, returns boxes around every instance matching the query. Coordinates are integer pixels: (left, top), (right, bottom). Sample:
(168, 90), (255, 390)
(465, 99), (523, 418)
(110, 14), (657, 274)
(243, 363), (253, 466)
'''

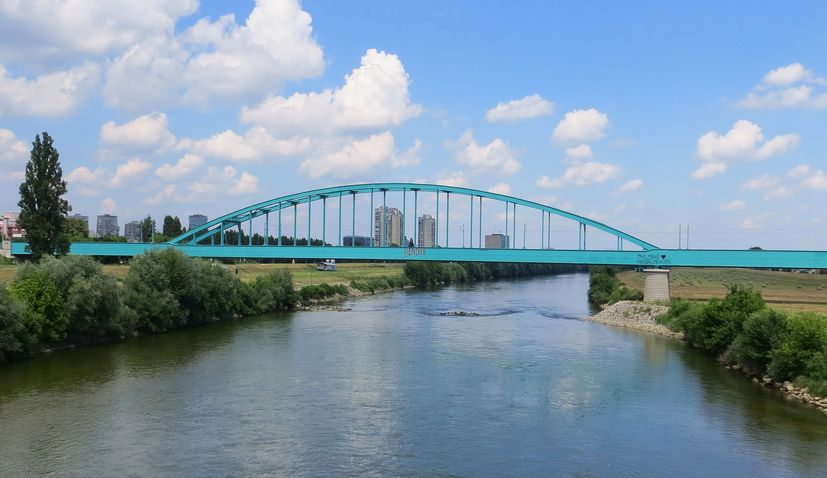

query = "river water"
(1, 273), (826, 477)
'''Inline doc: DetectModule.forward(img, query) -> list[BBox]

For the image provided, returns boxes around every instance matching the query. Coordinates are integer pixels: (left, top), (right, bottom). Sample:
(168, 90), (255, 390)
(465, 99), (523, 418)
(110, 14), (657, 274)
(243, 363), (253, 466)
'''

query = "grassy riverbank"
(617, 268), (827, 312)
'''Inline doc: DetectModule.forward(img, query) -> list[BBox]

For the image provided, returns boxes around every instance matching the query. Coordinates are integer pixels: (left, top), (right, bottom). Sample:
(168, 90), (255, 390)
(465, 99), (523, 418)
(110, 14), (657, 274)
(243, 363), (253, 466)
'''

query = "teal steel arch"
(168, 182), (657, 250)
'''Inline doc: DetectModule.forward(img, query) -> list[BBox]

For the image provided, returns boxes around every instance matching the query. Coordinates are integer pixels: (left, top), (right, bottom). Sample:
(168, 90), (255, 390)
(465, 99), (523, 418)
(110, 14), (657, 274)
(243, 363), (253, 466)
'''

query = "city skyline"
(1, 1), (826, 250)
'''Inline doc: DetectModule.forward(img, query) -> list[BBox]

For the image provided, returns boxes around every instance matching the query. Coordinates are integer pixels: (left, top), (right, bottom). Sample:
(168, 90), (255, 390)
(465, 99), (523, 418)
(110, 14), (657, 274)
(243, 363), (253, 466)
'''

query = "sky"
(1, 0), (827, 250)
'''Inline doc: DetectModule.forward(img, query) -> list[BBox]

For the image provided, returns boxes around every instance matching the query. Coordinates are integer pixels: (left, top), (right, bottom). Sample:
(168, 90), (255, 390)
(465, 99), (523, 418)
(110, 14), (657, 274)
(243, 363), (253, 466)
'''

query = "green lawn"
(0, 261), (405, 289)
(618, 268), (827, 312)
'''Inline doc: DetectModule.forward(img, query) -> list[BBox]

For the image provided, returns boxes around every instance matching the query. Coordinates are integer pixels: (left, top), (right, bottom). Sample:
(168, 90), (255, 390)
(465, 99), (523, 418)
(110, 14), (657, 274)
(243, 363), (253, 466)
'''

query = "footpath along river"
(1, 273), (826, 476)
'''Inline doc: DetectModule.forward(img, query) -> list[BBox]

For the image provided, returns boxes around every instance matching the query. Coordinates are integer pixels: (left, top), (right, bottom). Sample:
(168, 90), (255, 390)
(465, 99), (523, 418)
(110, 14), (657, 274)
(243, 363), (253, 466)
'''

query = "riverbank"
(586, 297), (827, 414)
(586, 301), (682, 339)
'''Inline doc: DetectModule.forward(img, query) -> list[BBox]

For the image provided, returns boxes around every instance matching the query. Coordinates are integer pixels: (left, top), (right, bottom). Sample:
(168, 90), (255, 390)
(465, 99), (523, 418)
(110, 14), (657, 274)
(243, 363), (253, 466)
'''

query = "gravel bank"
(586, 301), (683, 339)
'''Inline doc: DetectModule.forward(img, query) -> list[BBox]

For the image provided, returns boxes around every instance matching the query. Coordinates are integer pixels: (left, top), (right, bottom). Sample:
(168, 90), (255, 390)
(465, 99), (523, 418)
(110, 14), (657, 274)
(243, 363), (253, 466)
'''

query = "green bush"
(122, 249), (197, 333)
(0, 285), (33, 362)
(9, 272), (67, 345)
(768, 312), (827, 381)
(250, 270), (297, 313)
(728, 308), (786, 374)
(189, 261), (251, 324)
(677, 286), (765, 355)
(588, 266), (642, 305)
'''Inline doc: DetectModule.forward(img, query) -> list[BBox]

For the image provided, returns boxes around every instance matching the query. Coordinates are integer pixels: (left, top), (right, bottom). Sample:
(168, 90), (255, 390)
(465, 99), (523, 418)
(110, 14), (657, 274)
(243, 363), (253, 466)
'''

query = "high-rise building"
(189, 214), (208, 230)
(96, 214), (119, 238)
(71, 213), (89, 230)
(373, 207), (404, 246)
(343, 235), (371, 247)
(1, 212), (24, 239)
(124, 221), (142, 243)
(485, 233), (509, 249)
(417, 214), (436, 247)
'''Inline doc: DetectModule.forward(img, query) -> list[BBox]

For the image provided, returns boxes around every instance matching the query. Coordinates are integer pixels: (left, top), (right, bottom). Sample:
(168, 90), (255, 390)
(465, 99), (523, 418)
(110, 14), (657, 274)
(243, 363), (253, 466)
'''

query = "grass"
(617, 268), (827, 313)
(0, 261), (406, 289)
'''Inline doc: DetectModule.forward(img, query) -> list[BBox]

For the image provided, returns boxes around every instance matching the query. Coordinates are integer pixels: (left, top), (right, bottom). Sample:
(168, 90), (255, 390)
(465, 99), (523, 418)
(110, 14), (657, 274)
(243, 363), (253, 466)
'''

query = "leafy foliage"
(249, 270), (297, 313)
(9, 272), (67, 345)
(728, 308), (786, 374)
(768, 313), (827, 382)
(162, 215), (184, 238)
(17, 132), (70, 259)
(677, 285), (765, 354)
(0, 285), (33, 362)
(588, 266), (643, 305)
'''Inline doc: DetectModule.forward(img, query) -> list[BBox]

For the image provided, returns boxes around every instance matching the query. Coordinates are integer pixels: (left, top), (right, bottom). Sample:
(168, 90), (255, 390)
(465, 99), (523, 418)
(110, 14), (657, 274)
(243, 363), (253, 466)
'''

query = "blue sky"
(1, 1), (827, 250)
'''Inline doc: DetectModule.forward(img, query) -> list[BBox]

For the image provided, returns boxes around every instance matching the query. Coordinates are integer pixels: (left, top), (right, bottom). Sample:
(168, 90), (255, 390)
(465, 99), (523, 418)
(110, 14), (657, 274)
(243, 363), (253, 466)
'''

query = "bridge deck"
(10, 242), (827, 269)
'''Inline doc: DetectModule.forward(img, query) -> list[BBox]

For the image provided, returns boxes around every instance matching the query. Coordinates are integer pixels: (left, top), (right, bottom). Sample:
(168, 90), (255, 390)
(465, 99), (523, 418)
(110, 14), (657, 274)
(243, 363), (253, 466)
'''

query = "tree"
(65, 217), (89, 241)
(162, 215), (183, 238)
(139, 216), (156, 243)
(17, 132), (71, 259)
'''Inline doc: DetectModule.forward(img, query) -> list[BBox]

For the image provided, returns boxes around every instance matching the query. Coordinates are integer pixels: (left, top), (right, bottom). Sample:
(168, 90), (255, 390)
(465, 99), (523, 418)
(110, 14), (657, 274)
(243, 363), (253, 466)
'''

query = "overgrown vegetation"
(587, 266), (643, 305)
(0, 250), (298, 363)
(658, 286), (827, 396)
(404, 262), (582, 288)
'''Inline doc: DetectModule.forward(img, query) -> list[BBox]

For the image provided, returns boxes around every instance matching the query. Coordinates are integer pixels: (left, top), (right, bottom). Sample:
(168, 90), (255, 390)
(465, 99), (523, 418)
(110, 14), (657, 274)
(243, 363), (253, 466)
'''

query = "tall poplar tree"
(18, 132), (71, 259)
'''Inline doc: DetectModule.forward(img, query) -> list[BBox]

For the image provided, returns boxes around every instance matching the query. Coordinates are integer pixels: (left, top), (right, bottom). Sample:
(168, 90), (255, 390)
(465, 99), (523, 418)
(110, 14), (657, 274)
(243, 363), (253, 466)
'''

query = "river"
(1, 273), (826, 477)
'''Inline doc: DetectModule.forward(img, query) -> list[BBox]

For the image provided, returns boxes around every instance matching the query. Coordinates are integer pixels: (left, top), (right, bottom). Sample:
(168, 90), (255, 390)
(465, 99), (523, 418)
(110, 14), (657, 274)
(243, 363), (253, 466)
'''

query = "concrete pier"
(643, 268), (670, 301)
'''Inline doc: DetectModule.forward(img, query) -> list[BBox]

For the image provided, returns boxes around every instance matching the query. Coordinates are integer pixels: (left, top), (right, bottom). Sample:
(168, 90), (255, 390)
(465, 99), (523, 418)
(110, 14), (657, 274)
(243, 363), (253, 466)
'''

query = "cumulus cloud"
(484, 94), (553, 122)
(0, 129), (27, 162)
(100, 198), (118, 214)
(537, 162), (620, 188)
(298, 132), (421, 179)
(156, 154), (203, 180)
(802, 169), (827, 191)
(692, 120), (799, 179)
(487, 183), (512, 195)
(434, 171), (469, 188)
(719, 200), (746, 211)
(738, 63), (827, 110)
(241, 48), (420, 133)
(104, 0), (325, 111)
(100, 112), (177, 152)
(0, 63), (99, 117)
(552, 108), (609, 144)
(110, 158), (152, 187)
(787, 164), (811, 178)
(0, 0), (197, 62)
(741, 174), (779, 191)
(452, 130), (520, 175)
(67, 158), (152, 194)
(565, 144), (592, 160)
(616, 178), (643, 194)
(740, 212), (773, 230)
(185, 127), (312, 162)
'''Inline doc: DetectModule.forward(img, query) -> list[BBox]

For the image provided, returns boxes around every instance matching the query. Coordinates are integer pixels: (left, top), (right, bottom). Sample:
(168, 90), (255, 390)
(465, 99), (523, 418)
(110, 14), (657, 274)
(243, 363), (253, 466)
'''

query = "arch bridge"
(10, 182), (827, 269)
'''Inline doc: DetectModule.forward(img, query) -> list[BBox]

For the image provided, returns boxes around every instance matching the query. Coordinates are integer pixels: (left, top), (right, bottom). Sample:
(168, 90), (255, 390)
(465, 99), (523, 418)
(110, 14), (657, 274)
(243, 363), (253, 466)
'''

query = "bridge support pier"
(643, 269), (671, 302)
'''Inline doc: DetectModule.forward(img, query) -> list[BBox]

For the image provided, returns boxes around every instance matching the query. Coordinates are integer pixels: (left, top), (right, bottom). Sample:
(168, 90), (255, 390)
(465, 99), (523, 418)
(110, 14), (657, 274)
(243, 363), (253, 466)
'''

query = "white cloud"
(565, 144), (592, 159)
(184, 166), (260, 199)
(100, 112), (177, 151)
(693, 120), (799, 179)
(67, 166), (109, 196)
(185, 127), (312, 162)
(763, 63), (814, 86)
(802, 169), (827, 191)
(452, 130), (520, 175)
(719, 200), (746, 211)
(104, 0), (325, 111)
(488, 183), (512, 195)
(552, 108), (609, 144)
(110, 158), (152, 187)
(297, 132), (421, 179)
(100, 198), (118, 214)
(740, 212), (773, 230)
(741, 174), (779, 191)
(616, 178), (643, 194)
(537, 162), (620, 188)
(763, 186), (794, 201)
(0, 1), (197, 61)
(739, 63), (827, 110)
(435, 171), (469, 188)
(0, 63), (99, 117)
(0, 129), (27, 162)
(787, 164), (811, 178)
(241, 48), (420, 133)
(692, 162), (727, 179)
(484, 94), (554, 122)
(156, 154), (203, 180)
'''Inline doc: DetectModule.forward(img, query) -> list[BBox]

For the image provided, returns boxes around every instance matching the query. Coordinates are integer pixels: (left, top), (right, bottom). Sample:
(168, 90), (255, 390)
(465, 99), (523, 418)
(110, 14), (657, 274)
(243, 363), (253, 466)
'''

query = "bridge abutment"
(643, 268), (671, 302)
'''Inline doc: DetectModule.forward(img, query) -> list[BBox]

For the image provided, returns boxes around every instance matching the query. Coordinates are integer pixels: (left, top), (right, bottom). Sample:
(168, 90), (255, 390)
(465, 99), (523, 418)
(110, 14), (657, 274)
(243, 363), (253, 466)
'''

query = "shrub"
(728, 308), (787, 374)
(9, 272), (67, 345)
(250, 270), (297, 313)
(678, 286), (765, 355)
(768, 312), (827, 381)
(122, 249), (197, 333)
(189, 261), (251, 324)
(0, 285), (33, 361)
